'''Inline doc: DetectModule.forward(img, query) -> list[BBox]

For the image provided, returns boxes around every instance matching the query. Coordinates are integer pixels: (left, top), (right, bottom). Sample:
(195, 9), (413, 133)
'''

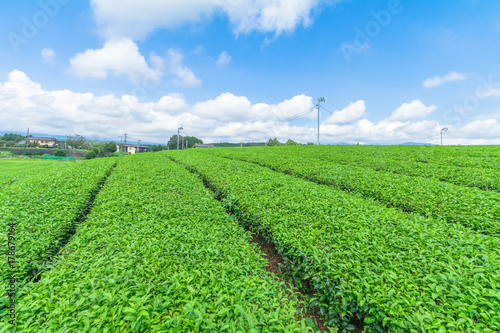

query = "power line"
(237, 106), (317, 138)
(416, 133), (444, 145)
(322, 105), (448, 145)
(320, 105), (396, 141)
(242, 107), (315, 136)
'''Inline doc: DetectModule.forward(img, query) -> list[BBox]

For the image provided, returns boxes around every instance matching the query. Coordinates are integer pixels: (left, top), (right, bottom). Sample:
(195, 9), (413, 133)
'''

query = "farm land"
(1, 145), (499, 332)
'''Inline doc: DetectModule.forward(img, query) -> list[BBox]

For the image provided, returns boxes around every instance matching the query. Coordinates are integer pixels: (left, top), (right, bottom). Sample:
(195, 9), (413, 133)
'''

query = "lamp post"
(440, 127), (448, 145)
(177, 126), (183, 150)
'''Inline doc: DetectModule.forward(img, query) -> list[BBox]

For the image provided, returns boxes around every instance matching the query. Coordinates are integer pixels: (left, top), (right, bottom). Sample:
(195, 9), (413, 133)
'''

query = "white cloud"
(459, 119), (500, 139)
(193, 93), (252, 122)
(324, 100), (366, 124)
(90, 0), (328, 39)
(216, 51), (232, 67)
(389, 100), (437, 121)
(1, 70), (498, 145)
(41, 48), (55, 64)
(223, 0), (323, 35)
(166, 49), (202, 87)
(69, 41), (201, 87)
(69, 38), (161, 84)
(192, 93), (314, 122)
(154, 93), (187, 114)
(423, 71), (467, 88)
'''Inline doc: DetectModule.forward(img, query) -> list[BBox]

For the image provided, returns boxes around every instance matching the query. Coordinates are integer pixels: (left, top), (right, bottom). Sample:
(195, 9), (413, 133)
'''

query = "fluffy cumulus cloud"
(423, 71), (467, 88)
(69, 38), (161, 84)
(324, 100), (366, 124)
(68, 40), (201, 87)
(320, 116), (447, 145)
(91, 0), (327, 39)
(72, 1), (329, 85)
(389, 100), (437, 121)
(223, 0), (324, 35)
(192, 93), (314, 122)
(2, 71), (499, 145)
(459, 119), (500, 139)
(166, 49), (202, 87)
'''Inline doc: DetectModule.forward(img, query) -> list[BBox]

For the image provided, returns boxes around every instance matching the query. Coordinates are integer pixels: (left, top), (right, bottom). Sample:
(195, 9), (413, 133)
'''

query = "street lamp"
(440, 127), (448, 145)
(177, 126), (183, 150)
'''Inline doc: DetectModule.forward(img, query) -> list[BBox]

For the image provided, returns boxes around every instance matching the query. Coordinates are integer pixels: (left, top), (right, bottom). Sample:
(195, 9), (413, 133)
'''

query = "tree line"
(267, 138), (314, 146)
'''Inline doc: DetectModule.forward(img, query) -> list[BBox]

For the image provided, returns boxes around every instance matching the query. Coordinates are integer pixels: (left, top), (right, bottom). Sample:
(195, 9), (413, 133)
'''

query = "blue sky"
(1, 0), (500, 144)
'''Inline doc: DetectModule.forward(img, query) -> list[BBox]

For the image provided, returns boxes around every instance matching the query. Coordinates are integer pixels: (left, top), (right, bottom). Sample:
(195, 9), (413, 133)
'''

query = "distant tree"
(66, 134), (86, 149)
(90, 142), (117, 158)
(285, 139), (299, 146)
(1, 140), (16, 147)
(54, 150), (66, 157)
(151, 144), (168, 152)
(306, 142), (315, 145)
(101, 142), (117, 154)
(184, 136), (203, 148)
(167, 135), (203, 150)
(267, 138), (281, 146)
(167, 135), (179, 150)
(2, 133), (24, 142)
(85, 151), (97, 160)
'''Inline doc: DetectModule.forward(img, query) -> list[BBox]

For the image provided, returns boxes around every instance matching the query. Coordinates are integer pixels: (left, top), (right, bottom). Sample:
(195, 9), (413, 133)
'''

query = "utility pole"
(440, 127), (448, 145)
(177, 127), (183, 150)
(317, 97), (326, 145)
(123, 132), (128, 153)
(26, 127), (29, 148)
(137, 140), (141, 153)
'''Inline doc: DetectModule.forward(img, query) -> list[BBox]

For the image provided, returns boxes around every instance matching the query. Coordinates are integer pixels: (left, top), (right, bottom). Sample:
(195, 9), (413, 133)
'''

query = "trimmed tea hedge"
(168, 150), (500, 332)
(274, 145), (500, 192)
(8, 154), (311, 332)
(205, 147), (500, 235)
(0, 158), (116, 292)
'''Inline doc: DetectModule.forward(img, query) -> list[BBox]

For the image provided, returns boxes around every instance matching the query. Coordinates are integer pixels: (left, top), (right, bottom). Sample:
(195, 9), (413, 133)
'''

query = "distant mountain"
(330, 142), (352, 145)
(0, 131), (66, 140)
(0, 131), (435, 146)
(400, 142), (435, 146)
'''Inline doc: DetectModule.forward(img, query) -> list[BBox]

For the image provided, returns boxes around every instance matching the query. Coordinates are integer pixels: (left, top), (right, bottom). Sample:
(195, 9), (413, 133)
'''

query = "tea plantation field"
(1, 145), (499, 332)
